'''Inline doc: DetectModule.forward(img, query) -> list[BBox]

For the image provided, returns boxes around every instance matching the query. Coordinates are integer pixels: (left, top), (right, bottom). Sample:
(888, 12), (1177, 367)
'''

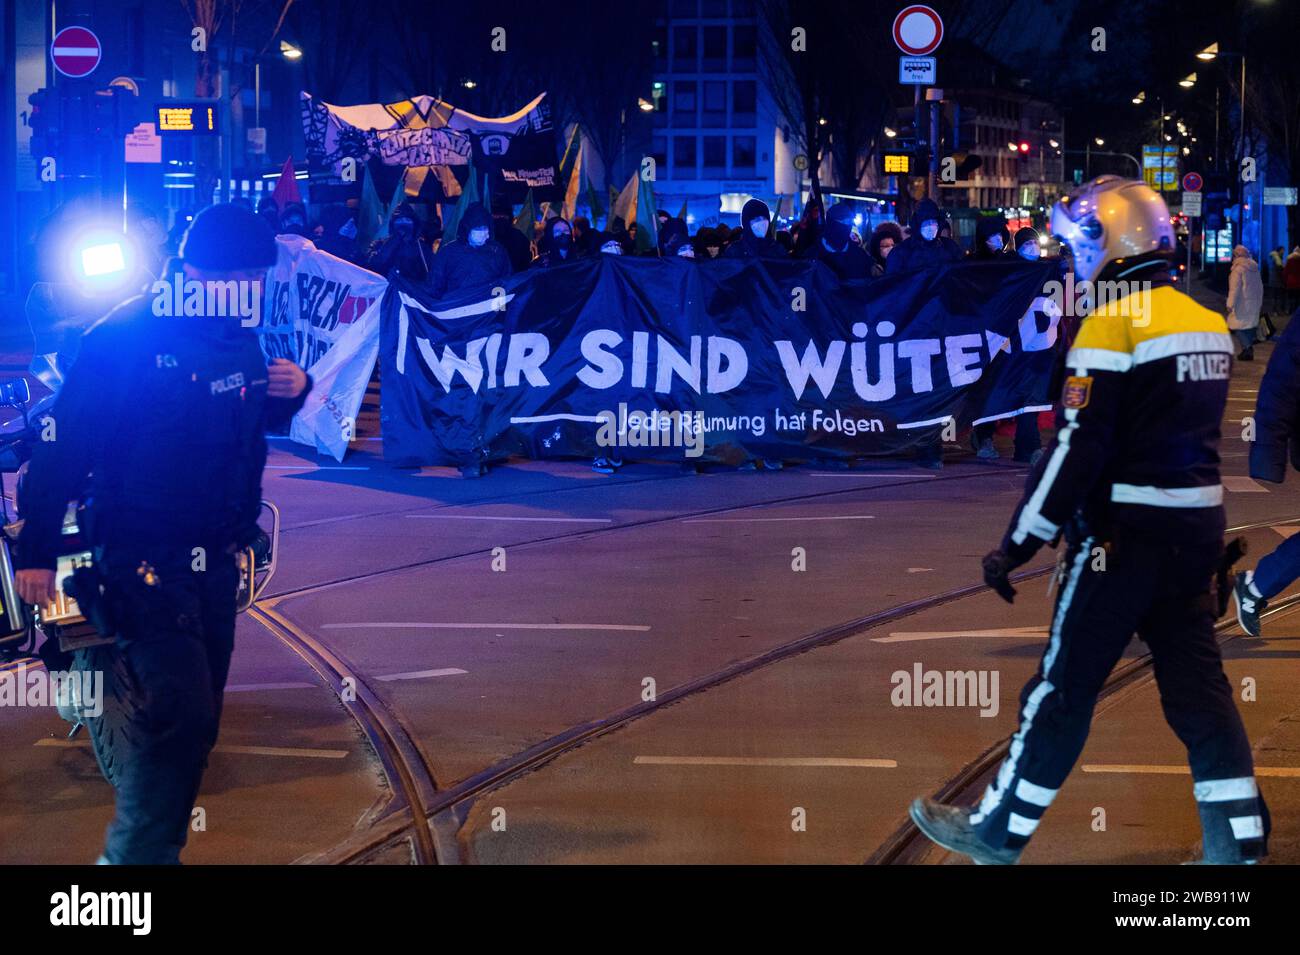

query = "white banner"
(259, 236), (386, 461)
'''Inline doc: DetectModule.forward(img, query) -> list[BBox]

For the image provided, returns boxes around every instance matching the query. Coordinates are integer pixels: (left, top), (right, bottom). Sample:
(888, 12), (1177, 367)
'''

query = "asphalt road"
(3, 326), (1299, 865)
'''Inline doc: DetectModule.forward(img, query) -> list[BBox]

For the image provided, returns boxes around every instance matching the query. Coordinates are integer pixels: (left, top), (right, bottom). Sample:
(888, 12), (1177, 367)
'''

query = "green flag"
(356, 165), (388, 251)
(586, 180), (604, 225)
(677, 198), (689, 220)
(634, 168), (658, 253)
(442, 160), (480, 242)
(514, 188), (537, 239)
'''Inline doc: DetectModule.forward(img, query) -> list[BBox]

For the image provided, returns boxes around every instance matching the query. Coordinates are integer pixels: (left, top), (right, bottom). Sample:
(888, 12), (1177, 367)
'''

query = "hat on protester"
(180, 203), (278, 271)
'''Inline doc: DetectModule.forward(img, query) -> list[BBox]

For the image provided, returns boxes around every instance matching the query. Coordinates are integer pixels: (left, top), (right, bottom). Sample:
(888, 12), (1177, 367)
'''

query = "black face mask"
(554, 233), (572, 251)
(392, 218), (415, 237)
(825, 221), (851, 248)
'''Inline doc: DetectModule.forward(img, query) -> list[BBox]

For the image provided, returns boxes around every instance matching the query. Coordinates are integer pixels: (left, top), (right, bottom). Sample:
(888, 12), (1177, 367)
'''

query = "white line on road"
(1081, 764), (1300, 778)
(682, 515), (875, 523)
(225, 681), (318, 692)
(375, 668), (468, 682)
(634, 756), (897, 768)
(37, 738), (349, 759)
(405, 514), (613, 523)
(873, 626), (1048, 644)
(1223, 476), (1268, 493)
(265, 465), (371, 470)
(808, 472), (937, 479)
(322, 622), (651, 632)
(1273, 526), (1300, 539)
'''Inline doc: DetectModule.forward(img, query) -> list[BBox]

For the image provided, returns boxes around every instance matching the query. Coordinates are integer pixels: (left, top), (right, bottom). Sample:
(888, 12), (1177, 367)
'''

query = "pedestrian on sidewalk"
(1227, 245), (1264, 360)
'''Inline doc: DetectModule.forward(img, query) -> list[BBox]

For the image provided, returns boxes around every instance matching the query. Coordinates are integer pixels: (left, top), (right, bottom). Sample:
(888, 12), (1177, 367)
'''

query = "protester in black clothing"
(658, 217), (695, 259)
(491, 198), (533, 272)
(572, 216), (596, 256)
(724, 198), (787, 260)
(793, 199), (824, 257)
(425, 202), (511, 300)
(1013, 227), (1043, 261)
(534, 216), (580, 267)
(276, 201), (311, 239)
(886, 198), (962, 274)
(802, 202), (872, 280)
(365, 202), (432, 280)
(868, 221), (904, 278)
(969, 214), (1011, 260)
(313, 204), (360, 262)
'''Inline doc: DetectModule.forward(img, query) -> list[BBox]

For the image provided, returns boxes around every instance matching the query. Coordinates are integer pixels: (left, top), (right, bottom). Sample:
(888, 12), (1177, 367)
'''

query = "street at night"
(2, 0), (1299, 937)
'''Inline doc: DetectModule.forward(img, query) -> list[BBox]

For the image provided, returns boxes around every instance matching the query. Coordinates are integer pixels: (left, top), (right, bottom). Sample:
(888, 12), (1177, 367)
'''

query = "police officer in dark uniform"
(14, 203), (311, 864)
(909, 177), (1269, 865)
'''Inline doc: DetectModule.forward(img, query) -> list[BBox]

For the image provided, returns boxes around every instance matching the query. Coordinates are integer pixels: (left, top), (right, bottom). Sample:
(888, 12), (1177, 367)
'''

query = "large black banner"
(379, 257), (1063, 467)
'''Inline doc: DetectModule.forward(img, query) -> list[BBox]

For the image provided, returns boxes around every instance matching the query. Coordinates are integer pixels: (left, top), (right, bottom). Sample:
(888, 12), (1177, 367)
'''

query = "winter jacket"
(1226, 248), (1264, 330)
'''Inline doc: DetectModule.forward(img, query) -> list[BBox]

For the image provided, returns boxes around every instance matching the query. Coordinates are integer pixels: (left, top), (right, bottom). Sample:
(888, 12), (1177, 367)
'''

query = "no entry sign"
(51, 26), (101, 79)
(893, 5), (944, 56)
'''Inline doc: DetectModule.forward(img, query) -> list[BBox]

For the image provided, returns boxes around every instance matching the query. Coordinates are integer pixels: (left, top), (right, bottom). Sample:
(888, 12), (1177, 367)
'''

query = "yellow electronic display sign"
(157, 104), (218, 134)
(883, 153), (911, 174)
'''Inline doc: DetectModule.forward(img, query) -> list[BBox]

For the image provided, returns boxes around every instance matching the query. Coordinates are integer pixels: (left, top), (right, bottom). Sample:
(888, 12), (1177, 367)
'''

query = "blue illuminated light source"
(80, 242), (126, 277)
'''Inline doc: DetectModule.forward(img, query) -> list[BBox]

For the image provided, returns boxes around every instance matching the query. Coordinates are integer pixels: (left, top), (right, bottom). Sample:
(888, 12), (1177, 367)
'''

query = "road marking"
(375, 668), (468, 682)
(808, 472), (937, 479)
(1223, 476), (1267, 493)
(1273, 526), (1300, 539)
(36, 738), (348, 759)
(874, 626), (1048, 644)
(405, 514), (613, 523)
(225, 681), (317, 692)
(322, 622), (651, 632)
(265, 465), (370, 471)
(907, 567), (934, 573)
(634, 756), (897, 768)
(682, 515), (874, 523)
(1081, 764), (1300, 778)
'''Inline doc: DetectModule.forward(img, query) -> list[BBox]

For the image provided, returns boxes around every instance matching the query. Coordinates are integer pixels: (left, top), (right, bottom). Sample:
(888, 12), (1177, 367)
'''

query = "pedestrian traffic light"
(1018, 141), (1030, 155)
(26, 88), (58, 167)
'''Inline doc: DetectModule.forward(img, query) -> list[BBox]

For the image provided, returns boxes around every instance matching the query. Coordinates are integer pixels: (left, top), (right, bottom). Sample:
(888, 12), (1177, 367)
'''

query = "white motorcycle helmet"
(1050, 175), (1175, 285)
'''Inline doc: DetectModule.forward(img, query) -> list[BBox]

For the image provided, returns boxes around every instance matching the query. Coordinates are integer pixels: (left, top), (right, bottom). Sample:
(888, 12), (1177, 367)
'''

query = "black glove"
(982, 549), (1019, 603)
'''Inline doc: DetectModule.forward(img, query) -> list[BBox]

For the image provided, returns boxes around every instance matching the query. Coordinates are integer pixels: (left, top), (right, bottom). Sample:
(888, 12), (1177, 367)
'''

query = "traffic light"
(1018, 141), (1031, 155)
(26, 88), (58, 168)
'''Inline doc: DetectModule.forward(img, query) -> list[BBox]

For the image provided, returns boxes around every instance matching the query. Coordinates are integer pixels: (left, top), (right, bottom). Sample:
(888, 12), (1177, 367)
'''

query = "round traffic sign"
(893, 5), (944, 56)
(1182, 171), (1203, 192)
(792, 154), (809, 171)
(51, 26), (101, 78)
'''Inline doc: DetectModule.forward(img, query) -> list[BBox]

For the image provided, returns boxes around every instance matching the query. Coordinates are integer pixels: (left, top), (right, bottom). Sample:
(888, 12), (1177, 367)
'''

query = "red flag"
(271, 156), (301, 211)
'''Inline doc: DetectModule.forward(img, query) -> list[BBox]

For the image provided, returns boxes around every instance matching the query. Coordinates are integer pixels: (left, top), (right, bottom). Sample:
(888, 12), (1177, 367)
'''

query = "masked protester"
(572, 216), (595, 256)
(489, 197), (533, 273)
(724, 198), (786, 259)
(793, 198), (824, 256)
(366, 202), (432, 281)
(886, 198), (961, 275)
(426, 202), (511, 302)
(534, 216), (579, 267)
(1014, 227), (1042, 261)
(801, 202), (871, 279)
(276, 200), (311, 239)
(14, 204), (311, 864)
(970, 214), (1011, 260)
(868, 221), (904, 278)
(658, 217), (694, 259)
(910, 176), (1270, 867)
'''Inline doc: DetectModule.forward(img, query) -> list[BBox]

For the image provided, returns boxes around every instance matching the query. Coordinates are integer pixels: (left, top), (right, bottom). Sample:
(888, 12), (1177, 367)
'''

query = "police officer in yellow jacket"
(909, 176), (1269, 864)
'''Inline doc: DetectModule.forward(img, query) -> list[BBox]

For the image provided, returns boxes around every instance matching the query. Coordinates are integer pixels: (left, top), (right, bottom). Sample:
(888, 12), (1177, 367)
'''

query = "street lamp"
(1132, 91), (1146, 105)
(1179, 72), (1197, 88)
(279, 40), (302, 60)
(884, 127), (897, 138)
(1094, 137), (1105, 147)
(462, 79), (477, 89)
(637, 97), (654, 113)
(1197, 42), (1219, 61)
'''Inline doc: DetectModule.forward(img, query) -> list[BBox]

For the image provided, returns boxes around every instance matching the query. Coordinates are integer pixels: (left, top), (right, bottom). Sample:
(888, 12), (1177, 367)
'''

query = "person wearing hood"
(724, 198), (787, 259)
(489, 196), (534, 273)
(1227, 245), (1264, 360)
(276, 200), (311, 239)
(886, 198), (961, 275)
(533, 216), (581, 268)
(425, 201), (511, 300)
(868, 221), (904, 278)
(366, 202), (432, 281)
(801, 202), (871, 279)
(1013, 227), (1043, 262)
(572, 216), (596, 256)
(256, 196), (280, 234)
(969, 214), (1011, 260)
(658, 216), (695, 259)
